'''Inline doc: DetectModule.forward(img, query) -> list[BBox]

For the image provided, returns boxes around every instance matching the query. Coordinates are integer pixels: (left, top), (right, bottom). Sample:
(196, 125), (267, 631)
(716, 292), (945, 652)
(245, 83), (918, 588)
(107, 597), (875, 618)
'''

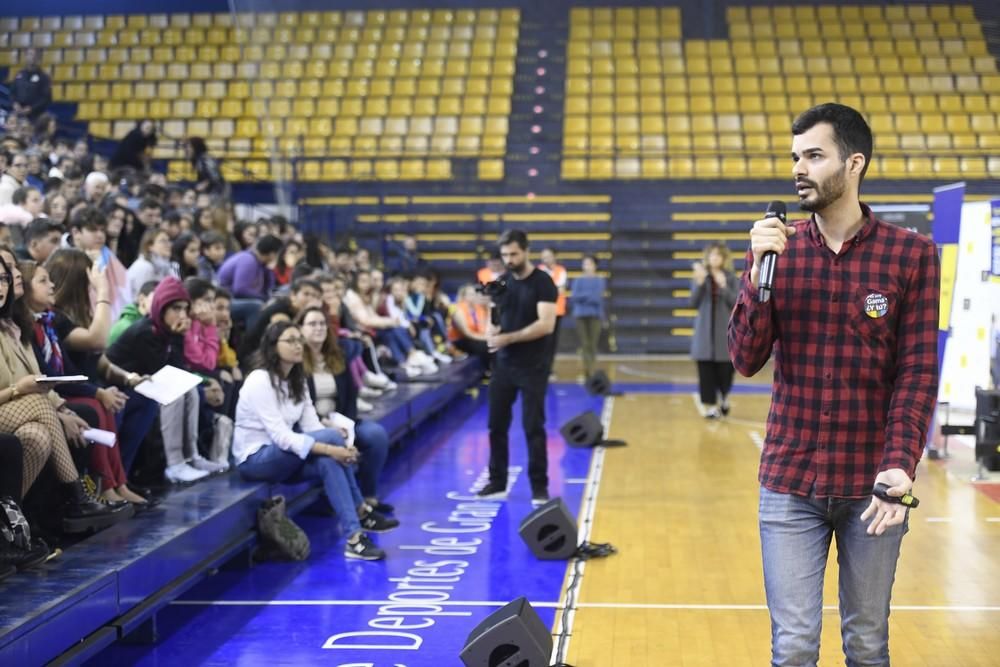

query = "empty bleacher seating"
(562, 4), (1000, 180)
(0, 10), (519, 181)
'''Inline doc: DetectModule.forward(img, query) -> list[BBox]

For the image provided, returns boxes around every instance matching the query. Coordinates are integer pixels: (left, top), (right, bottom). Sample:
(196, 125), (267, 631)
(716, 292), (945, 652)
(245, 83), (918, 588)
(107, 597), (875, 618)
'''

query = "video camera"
(475, 279), (506, 326)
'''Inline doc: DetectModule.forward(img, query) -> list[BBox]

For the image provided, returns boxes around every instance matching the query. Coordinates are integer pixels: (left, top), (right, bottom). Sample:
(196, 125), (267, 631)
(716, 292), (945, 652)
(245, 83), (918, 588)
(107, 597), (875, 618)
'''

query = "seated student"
(448, 284), (491, 366)
(237, 277), (323, 369)
(196, 230), (227, 284)
(217, 233), (282, 332)
(68, 206), (130, 320)
(108, 280), (156, 344)
(213, 286), (242, 385)
(344, 269), (437, 377)
(0, 253), (130, 533)
(234, 321), (397, 561)
(407, 271), (452, 364)
(19, 259), (155, 506)
(170, 232), (201, 281)
(126, 226), (174, 301)
(15, 217), (62, 264)
(298, 306), (393, 513)
(104, 276), (227, 483)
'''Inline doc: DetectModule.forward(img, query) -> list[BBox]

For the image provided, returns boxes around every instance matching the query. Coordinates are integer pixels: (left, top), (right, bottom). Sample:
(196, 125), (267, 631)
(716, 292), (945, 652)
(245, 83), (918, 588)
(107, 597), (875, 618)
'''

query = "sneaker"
(531, 488), (550, 508)
(190, 456), (229, 474)
(365, 371), (397, 391)
(720, 399), (731, 416)
(371, 500), (395, 514)
(419, 357), (439, 374)
(356, 398), (374, 413)
(164, 462), (210, 484)
(403, 363), (423, 377)
(704, 407), (721, 420)
(432, 351), (453, 365)
(476, 482), (508, 500)
(344, 533), (386, 561)
(358, 386), (383, 399)
(361, 510), (400, 533)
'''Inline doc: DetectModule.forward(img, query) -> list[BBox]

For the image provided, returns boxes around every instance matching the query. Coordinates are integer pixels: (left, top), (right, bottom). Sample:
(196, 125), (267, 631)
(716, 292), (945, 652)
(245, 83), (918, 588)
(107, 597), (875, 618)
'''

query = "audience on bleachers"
(0, 89), (505, 573)
(233, 320), (396, 561)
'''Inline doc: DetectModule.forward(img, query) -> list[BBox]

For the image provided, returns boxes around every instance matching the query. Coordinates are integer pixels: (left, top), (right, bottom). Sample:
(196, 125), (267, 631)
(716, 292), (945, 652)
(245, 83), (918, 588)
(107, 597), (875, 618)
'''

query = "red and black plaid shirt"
(728, 203), (940, 499)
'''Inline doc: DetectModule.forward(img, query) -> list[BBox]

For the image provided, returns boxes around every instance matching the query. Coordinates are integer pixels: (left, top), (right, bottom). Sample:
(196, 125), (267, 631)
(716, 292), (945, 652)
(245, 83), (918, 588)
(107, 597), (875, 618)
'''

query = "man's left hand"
(860, 468), (913, 536)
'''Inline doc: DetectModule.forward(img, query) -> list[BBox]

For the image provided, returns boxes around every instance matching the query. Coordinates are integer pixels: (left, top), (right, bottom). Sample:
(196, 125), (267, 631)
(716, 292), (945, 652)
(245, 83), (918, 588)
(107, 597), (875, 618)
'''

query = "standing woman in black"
(689, 242), (740, 418)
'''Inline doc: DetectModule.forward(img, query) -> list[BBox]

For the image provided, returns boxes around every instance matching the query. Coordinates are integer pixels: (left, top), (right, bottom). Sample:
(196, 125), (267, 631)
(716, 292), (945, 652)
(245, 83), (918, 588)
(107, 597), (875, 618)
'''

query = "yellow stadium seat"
(478, 159), (504, 181)
(426, 159), (452, 179)
(562, 159), (587, 180)
(400, 159), (426, 180)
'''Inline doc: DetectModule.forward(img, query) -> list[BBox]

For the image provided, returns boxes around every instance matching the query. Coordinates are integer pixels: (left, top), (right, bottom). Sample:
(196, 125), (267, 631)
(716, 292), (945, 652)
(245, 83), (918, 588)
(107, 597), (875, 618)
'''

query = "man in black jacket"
(10, 49), (52, 120)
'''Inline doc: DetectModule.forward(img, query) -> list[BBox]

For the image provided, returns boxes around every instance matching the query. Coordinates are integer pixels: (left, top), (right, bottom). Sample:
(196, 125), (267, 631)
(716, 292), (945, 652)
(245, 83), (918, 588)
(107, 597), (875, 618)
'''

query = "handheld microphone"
(757, 200), (787, 303)
(873, 482), (920, 509)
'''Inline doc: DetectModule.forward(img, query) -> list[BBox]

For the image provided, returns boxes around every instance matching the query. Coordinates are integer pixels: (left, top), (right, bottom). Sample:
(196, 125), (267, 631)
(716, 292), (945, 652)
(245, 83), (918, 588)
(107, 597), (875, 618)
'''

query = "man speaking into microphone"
(728, 103), (940, 666)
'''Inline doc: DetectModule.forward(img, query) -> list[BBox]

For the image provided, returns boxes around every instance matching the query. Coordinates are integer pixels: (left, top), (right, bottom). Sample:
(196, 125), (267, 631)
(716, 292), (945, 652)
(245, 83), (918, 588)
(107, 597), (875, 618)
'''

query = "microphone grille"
(765, 200), (787, 223)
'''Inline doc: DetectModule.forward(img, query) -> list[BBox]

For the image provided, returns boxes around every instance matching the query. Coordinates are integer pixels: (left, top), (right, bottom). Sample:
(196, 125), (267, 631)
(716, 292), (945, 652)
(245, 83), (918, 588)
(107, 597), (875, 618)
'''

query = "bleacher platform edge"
(0, 358), (483, 666)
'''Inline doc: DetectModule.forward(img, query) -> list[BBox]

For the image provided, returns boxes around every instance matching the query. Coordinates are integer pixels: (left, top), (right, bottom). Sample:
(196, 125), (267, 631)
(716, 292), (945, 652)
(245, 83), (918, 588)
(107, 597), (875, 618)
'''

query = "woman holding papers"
(0, 253), (131, 533)
(234, 321), (397, 562)
(104, 276), (227, 484)
(18, 259), (155, 507)
(298, 306), (394, 516)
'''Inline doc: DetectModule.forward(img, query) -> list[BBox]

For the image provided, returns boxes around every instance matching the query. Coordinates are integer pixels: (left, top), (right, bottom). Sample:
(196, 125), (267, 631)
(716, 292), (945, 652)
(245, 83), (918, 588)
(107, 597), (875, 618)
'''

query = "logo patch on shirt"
(864, 293), (889, 318)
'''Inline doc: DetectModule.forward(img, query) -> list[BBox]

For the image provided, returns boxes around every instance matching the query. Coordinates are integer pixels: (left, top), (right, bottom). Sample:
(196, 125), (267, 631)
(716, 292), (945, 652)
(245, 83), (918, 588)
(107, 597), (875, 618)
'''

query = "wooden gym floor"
(555, 358), (1000, 667)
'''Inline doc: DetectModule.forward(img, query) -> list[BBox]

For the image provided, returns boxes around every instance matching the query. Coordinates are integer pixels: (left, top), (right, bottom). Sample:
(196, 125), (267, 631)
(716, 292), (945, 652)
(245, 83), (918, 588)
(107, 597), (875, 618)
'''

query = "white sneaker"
(191, 455), (229, 474)
(165, 462), (209, 484)
(356, 398), (374, 413)
(358, 386), (383, 399)
(364, 371), (391, 389)
(432, 351), (453, 365)
(404, 363), (423, 377)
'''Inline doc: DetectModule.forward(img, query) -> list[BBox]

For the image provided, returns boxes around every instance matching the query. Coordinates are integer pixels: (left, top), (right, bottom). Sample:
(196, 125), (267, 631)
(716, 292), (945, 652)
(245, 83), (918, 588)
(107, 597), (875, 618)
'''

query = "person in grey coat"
(690, 243), (739, 418)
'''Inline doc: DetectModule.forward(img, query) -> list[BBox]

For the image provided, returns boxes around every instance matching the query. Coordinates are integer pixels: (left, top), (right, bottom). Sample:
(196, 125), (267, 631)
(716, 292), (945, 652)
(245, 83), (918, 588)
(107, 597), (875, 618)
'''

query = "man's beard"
(506, 261), (525, 275)
(798, 168), (847, 212)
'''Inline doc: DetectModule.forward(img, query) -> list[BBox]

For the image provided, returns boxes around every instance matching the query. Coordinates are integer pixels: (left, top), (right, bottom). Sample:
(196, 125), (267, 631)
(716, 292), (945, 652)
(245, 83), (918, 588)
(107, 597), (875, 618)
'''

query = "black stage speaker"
(459, 596), (552, 667)
(518, 497), (578, 560)
(585, 369), (612, 396)
(975, 387), (1000, 471)
(560, 411), (603, 447)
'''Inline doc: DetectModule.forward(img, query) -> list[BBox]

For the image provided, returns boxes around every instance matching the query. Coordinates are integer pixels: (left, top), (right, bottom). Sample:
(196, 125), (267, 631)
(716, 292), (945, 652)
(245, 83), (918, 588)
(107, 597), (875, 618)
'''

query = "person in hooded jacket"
(104, 277), (227, 484)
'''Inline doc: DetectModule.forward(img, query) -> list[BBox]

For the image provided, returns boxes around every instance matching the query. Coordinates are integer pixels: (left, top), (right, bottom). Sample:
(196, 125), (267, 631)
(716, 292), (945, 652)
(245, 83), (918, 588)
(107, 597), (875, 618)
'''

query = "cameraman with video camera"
(477, 230), (558, 506)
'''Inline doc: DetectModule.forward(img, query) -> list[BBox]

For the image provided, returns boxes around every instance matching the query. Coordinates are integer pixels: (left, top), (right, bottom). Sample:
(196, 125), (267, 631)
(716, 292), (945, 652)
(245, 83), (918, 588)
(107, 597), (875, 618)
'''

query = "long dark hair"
(253, 321), (307, 404)
(170, 232), (199, 279)
(45, 248), (93, 328)
(296, 306), (345, 375)
(0, 254), (13, 320)
(13, 259), (40, 344)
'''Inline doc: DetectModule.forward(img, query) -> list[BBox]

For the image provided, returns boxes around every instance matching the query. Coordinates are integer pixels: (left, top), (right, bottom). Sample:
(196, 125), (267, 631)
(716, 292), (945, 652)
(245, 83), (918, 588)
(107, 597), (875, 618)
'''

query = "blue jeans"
(115, 390), (160, 474)
(759, 487), (908, 667)
(376, 327), (413, 364)
(355, 420), (389, 500)
(238, 429), (364, 536)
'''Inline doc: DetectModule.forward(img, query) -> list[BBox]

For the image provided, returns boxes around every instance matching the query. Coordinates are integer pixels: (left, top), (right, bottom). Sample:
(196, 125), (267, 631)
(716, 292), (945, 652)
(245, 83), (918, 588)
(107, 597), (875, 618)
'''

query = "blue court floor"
(88, 384), (604, 666)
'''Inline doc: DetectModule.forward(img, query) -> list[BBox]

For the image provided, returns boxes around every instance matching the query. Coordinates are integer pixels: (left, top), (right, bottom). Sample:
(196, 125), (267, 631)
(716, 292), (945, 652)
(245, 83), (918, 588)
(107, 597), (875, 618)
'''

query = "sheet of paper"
(134, 365), (203, 405)
(37, 375), (89, 383)
(83, 428), (116, 448)
(327, 411), (356, 448)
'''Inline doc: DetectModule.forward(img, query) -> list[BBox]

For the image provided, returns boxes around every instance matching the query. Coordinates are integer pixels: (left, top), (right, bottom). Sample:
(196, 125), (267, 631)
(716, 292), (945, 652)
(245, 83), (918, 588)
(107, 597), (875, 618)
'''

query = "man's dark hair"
(791, 103), (873, 183)
(183, 276), (216, 302)
(256, 234), (283, 256)
(164, 210), (184, 225)
(291, 277), (321, 295)
(498, 229), (529, 250)
(199, 230), (225, 247)
(582, 254), (599, 267)
(214, 285), (232, 301)
(69, 205), (107, 230)
(62, 166), (83, 182)
(11, 186), (37, 206)
(138, 280), (159, 298)
(24, 218), (62, 244)
(334, 244), (353, 257)
(141, 183), (166, 200)
(290, 262), (315, 282)
(139, 197), (162, 212)
(43, 177), (63, 194)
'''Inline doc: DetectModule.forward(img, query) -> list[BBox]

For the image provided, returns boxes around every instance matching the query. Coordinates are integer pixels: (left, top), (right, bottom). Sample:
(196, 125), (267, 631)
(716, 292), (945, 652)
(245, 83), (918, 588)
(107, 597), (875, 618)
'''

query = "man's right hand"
(749, 217), (797, 288)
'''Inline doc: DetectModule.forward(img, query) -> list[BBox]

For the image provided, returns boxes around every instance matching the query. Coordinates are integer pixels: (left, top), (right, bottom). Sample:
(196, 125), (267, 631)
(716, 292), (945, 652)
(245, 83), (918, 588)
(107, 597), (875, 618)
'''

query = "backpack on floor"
(256, 495), (310, 561)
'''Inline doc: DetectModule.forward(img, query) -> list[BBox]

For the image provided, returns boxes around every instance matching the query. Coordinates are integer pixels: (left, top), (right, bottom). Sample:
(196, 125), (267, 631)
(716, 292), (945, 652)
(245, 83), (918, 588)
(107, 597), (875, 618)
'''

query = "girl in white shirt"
(233, 321), (397, 561)
(298, 306), (395, 515)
